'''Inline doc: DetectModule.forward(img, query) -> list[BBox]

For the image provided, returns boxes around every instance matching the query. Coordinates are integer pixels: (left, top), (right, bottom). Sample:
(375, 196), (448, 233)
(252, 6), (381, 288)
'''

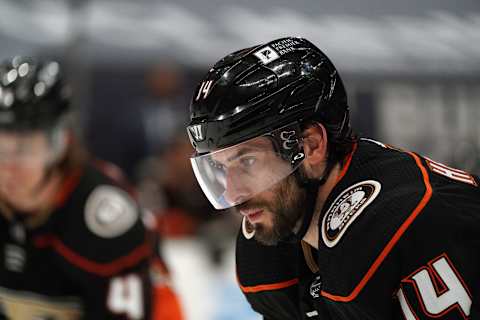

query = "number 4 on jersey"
(397, 254), (472, 319)
(108, 274), (144, 319)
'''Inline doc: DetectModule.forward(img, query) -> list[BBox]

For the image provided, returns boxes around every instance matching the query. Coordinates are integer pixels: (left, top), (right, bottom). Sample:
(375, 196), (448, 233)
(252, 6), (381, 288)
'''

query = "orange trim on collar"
(53, 168), (83, 208)
(335, 142), (357, 184)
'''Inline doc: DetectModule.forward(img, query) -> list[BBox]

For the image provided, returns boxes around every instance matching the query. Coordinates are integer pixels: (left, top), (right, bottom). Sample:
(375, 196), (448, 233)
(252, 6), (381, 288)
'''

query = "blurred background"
(1, 0), (478, 319)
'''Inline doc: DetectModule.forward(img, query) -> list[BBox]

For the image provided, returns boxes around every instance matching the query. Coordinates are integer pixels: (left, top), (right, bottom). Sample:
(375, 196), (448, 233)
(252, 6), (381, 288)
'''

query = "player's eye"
(239, 156), (256, 168)
(209, 159), (226, 172)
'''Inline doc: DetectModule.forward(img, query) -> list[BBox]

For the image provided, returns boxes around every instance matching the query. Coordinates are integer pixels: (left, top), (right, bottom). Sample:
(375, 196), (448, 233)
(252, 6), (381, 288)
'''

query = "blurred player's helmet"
(0, 56), (71, 131)
(0, 57), (72, 166)
(187, 37), (351, 209)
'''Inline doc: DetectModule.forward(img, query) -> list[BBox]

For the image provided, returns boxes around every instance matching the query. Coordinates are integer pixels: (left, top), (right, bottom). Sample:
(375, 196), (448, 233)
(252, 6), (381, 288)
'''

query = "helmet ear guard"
(265, 122), (305, 168)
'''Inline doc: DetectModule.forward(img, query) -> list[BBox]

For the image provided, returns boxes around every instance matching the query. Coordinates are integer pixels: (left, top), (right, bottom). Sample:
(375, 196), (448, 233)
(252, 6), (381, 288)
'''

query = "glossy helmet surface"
(187, 37), (350, 154)
(0, 56), (71, 131)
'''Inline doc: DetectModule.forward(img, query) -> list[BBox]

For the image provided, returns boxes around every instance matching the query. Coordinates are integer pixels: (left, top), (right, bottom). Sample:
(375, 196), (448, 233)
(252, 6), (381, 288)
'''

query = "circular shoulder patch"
(321, 180), (381, 248)
(85, 185), (139, 238)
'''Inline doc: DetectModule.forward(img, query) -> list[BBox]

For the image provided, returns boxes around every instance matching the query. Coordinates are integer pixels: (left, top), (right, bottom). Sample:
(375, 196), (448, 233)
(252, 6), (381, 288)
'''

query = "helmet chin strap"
(283, 158), (336, 243)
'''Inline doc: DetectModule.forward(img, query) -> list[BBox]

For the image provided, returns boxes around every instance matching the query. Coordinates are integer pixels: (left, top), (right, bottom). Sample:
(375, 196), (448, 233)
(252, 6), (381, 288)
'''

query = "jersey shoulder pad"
(315, 141), (432, 295)
(84, 184), (139, 239)
(51, 166), (147, 272)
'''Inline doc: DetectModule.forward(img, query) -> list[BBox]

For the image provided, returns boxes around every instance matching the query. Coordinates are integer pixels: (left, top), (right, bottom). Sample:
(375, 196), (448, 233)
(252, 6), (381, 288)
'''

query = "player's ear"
(302, 123), (328, 167)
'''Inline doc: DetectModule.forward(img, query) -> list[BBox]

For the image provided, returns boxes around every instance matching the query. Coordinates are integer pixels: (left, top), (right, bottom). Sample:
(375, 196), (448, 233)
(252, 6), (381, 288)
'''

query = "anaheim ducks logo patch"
(321, 180), (381, 248)
(85, 185), (138, 238)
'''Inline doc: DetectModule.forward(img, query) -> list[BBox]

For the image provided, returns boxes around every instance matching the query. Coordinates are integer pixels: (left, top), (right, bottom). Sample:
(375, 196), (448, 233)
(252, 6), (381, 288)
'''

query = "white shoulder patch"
(85, 185), (139, 238)
(321, 180), (381, 248)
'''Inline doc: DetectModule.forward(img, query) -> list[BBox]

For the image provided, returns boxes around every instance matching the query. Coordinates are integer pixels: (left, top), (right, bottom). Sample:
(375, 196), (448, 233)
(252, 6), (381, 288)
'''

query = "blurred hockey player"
(0, 56), (182, 319)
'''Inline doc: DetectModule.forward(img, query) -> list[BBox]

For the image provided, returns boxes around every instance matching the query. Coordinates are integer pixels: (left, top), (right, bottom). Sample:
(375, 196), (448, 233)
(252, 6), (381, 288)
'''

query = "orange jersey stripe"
(34, 235), (150, 277)
(239, 278), (299, 293)
(336, 143), (357, 184)
(53, 168), (83, 208)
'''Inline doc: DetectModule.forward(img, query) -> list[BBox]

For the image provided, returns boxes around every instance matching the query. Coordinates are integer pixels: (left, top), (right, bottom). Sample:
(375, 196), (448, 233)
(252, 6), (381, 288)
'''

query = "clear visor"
(191, 125), (304, 209)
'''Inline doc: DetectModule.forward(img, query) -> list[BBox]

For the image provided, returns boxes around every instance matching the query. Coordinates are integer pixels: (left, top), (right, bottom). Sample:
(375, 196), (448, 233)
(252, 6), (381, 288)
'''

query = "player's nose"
(223, 171), (252, 206)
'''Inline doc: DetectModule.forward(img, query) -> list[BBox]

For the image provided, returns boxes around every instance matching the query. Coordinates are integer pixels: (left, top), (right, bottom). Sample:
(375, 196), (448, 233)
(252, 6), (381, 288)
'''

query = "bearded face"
(236, 169), (309, 246)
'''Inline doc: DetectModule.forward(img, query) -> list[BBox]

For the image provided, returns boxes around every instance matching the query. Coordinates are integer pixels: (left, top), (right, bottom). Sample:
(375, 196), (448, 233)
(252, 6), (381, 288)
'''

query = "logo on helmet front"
(189, 124), (205, 142)
(254, 46), (280, 65)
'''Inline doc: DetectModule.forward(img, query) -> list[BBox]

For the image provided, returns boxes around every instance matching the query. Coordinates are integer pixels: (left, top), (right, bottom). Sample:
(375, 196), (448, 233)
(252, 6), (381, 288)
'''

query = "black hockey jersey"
(236, 139), (480, 319)
(0, 164), (152, 320)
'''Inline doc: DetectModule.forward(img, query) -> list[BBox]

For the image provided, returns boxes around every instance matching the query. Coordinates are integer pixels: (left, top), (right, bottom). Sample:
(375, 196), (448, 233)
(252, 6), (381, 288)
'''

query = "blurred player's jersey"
(0, 163), (181, 320)
(237, 139), (480, 320)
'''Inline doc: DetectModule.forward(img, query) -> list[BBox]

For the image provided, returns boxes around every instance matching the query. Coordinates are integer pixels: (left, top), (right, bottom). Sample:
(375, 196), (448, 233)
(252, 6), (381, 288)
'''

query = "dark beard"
(237, 169), (309, 246)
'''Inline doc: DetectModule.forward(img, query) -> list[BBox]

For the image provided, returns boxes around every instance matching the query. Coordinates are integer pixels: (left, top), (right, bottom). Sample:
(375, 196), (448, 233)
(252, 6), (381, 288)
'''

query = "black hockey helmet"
(0, 56), (71, 131)
(187, 37), (350, 154)
(187, 37), (351, 209)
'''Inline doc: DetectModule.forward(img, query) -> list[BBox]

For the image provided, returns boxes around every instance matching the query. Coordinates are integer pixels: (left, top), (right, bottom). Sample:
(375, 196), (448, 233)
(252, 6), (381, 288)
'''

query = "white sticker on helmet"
(85, 185), (139, 238)
(253, 46), (280, 65)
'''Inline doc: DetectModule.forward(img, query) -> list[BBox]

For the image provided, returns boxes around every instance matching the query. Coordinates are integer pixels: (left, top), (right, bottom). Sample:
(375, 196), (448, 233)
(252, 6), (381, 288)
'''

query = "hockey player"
(0, 57), (182, 319)
(186, 37), (480, 319)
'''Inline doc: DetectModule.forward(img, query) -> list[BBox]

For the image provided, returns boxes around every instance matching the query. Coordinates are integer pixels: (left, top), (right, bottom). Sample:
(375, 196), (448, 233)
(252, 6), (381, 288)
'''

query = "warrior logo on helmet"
(188, 124), (205, 142)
